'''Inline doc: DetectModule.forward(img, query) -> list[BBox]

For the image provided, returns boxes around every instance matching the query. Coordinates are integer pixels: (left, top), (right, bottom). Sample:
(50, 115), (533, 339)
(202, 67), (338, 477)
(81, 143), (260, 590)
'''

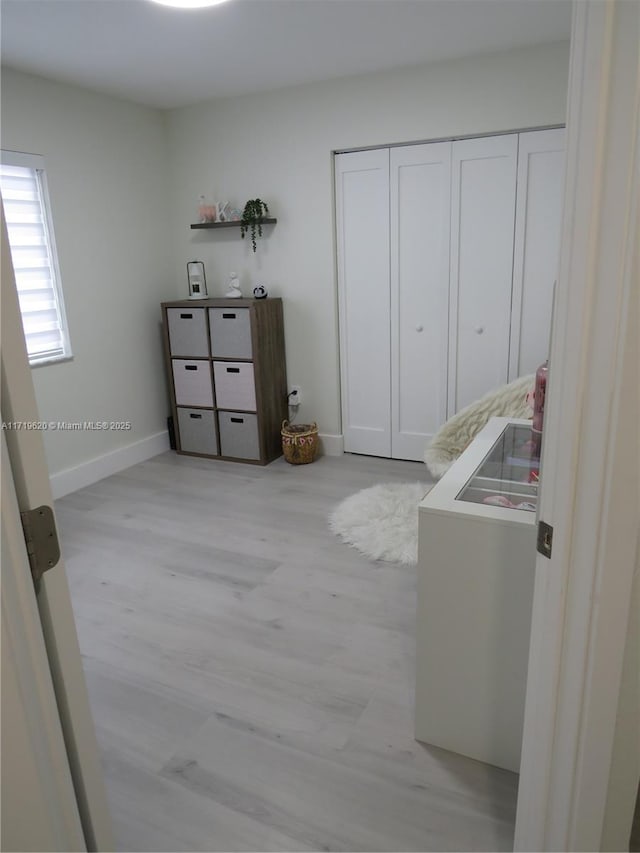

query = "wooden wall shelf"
(190, 218), (277, 230)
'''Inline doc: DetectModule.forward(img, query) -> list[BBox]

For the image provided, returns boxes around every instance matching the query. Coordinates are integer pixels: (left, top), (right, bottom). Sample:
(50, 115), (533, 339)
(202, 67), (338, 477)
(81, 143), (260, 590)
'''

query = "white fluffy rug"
(424, 374), (534, 479)
(328, 482), (432, 565)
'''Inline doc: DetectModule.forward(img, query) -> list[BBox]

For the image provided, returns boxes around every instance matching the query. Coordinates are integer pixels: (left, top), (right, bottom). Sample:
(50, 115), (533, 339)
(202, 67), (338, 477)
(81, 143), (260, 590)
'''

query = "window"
(0, 150), (72, 366)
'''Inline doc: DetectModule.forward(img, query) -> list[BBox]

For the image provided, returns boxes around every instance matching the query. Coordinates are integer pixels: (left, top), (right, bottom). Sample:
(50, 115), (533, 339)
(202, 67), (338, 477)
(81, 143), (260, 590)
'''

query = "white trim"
(1, 148), (46, 169)
(317, 432), (344, 456)
(515, 1), (640, 850)
(0, 148), (73, 365)
(50, 431), (171, 498)
(34, 164), (73, 363)
(333, 124), (566, 156)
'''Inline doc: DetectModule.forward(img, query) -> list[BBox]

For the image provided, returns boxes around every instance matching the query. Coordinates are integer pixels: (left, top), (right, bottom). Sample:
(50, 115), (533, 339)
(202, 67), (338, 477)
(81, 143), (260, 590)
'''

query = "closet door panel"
(449, 135), (518, 416)
(509, 128), (565, 379)
(390, 142), (451, 461)
(335, 149), (391, 456)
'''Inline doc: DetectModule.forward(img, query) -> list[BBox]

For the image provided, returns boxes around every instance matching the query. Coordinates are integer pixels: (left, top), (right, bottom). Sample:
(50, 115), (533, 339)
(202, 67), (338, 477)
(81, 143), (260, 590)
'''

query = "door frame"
(515, 1), (639, 849)
(1, 210), (114, 850)
(2, 1), (637, 848)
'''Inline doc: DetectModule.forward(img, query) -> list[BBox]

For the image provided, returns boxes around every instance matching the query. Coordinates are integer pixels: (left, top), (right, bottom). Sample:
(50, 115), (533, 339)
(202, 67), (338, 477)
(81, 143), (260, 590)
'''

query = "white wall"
(0, 42), (570, 487)
(166, 41), (570, 437)
(1, 69), (174, 491)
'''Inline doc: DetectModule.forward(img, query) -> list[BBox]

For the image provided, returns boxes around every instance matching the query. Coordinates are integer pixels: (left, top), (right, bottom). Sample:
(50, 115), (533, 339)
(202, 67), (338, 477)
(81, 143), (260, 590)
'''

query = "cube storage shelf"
(162, 298), (287, 465)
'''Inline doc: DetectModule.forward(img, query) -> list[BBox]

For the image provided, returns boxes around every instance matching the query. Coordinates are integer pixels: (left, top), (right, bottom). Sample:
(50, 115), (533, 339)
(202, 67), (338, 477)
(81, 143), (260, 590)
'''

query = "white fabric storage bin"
(167, 308), (209, 357)
(177, 408), (218, 455)
(218, 412), (260, 460)
(209, 308), (252, 359)
(213, 361), (256, 411)
(172, 359), (213, 407)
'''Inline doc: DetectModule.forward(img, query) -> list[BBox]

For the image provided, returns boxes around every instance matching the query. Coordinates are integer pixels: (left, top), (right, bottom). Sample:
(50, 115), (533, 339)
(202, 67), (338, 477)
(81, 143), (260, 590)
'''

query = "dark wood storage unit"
(162, 298), (287, 465)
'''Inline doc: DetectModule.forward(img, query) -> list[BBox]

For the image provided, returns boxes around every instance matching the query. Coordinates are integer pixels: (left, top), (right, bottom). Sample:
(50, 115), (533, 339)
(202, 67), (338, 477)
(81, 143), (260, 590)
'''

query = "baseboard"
(50, 431), (170, 499)
(318, 432), (344, 456)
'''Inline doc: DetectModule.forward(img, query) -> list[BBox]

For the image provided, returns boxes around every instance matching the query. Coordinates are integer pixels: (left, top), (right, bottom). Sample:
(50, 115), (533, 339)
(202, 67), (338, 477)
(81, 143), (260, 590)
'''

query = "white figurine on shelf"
(225, 271), (242, 298)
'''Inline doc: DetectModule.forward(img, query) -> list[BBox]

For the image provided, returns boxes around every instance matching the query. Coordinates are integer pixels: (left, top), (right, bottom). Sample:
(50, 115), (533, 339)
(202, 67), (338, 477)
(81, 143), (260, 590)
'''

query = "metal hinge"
(537, 520), (554, 559)
(20, 505), (61, 584)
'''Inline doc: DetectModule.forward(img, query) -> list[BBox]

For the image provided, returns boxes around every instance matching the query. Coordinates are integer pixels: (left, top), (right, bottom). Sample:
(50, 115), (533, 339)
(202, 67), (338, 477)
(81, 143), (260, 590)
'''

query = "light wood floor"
(56, 450), (518, 852)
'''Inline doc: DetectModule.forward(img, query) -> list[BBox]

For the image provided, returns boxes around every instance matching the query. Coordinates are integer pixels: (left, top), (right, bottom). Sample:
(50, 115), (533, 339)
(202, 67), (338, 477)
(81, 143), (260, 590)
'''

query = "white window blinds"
(0, 151), (71, 365)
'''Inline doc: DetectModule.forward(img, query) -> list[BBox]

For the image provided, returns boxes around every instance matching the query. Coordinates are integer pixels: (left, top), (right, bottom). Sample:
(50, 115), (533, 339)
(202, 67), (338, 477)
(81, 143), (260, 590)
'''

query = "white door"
(448, 134), (518, 415)
(509, 128), (566, 379)
(390, 142), (451, 461)
(515, 1), (640, 848)
(0, 211), (113, 850)
(1, 432), (87, 852)
(335, 148), (391, 456)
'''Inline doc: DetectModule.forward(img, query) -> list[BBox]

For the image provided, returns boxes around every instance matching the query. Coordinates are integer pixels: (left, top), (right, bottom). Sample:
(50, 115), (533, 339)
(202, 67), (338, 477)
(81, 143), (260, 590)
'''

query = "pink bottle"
(531, 360), (548, 454)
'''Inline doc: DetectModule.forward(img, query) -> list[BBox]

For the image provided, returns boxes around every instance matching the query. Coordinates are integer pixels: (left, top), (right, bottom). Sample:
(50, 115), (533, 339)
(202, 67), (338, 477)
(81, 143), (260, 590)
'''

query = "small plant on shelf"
(240, 198), (270, 252)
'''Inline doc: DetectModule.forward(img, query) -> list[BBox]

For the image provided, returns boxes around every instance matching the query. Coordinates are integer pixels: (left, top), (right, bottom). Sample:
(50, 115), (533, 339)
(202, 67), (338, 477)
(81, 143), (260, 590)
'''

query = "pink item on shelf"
(483, 494), (537, 511)
(483, 494), (515, 508)
(531, 359), (548, 456)
(197, 195), (217, 223)
(526, 389), (535, 412)
(532, 360), (548, 435)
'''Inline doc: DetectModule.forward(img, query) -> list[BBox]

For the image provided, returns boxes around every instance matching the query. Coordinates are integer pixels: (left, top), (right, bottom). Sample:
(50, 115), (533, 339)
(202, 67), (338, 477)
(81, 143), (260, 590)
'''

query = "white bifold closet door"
(336, 144), (450, 460)
(336, 130), (564, 460)
(335, 148), (391, 456)
(448, 134), (518, 416)
(390, 143), (451, 460)
(508, 128), (565, 378)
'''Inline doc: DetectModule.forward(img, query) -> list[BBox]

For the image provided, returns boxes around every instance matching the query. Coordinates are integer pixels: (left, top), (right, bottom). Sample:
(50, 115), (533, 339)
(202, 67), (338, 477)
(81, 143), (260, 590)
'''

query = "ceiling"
(1, 0), (571, 110)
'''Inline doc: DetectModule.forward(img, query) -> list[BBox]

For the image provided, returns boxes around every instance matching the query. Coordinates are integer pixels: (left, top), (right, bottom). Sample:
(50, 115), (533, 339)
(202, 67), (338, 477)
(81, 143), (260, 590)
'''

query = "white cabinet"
(415, 417), (537, 772)
(335, 129), (565, 461)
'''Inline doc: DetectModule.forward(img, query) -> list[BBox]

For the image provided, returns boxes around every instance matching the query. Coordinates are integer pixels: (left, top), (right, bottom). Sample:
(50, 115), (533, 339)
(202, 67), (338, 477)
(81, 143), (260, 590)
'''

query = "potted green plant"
(240, 198), (270, 252)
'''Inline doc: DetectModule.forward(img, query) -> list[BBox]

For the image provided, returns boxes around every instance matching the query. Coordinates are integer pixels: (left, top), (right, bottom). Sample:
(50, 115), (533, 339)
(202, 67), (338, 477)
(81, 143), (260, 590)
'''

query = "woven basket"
(281, 420), (319, 465)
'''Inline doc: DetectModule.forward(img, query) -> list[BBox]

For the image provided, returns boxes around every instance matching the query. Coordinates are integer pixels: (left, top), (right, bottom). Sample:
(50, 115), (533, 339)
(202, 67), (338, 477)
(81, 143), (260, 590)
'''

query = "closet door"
(390, 142), (451, 461)
(509, 128), (566, 379)
(448, 134), (518, 416)
(335, 149), (391, 456)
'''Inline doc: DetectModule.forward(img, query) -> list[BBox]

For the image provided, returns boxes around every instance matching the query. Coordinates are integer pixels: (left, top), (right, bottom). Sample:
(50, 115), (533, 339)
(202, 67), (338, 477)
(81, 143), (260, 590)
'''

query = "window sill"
(30, 354), (74, 369)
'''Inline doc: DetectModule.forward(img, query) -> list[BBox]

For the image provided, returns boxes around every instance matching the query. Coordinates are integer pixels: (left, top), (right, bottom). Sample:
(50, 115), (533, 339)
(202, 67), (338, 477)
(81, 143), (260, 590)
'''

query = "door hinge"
(537, 520), (553, 559)
(20, 505), (61, 584)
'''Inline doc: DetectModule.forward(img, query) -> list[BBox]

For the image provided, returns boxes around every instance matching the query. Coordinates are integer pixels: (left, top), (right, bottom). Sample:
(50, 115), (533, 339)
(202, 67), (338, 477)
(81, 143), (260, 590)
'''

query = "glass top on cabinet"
(456, 423), (540, 512)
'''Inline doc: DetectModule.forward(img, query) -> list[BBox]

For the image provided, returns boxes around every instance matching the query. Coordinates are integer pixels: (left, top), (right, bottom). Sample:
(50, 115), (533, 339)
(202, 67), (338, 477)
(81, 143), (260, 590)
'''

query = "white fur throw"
(424, 374), (535, 479)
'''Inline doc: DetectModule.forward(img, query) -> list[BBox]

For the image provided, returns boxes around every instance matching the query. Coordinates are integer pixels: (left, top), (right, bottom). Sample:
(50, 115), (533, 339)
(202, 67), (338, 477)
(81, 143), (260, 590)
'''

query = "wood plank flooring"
(56, 451), (518, 852)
